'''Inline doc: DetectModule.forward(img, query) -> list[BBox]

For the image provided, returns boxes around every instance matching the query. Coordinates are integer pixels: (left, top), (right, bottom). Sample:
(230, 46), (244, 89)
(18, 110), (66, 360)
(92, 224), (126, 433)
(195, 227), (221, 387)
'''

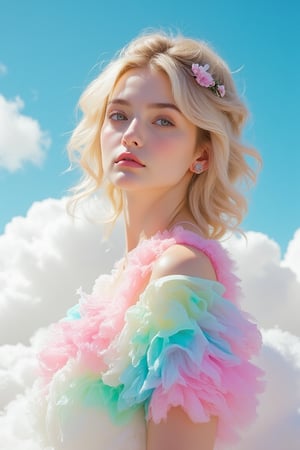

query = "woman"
(33, 31), (264, 450)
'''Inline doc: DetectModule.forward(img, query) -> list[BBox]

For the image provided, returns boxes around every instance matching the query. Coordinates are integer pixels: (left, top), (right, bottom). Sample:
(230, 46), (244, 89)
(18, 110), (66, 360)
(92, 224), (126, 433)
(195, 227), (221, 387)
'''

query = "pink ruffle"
(37, 225), (264, 449)
(38, 231), (176, 385)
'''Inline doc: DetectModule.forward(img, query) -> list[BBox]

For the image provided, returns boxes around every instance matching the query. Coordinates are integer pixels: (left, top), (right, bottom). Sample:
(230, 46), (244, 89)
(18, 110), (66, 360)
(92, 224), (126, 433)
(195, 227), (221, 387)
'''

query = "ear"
(189, 146), (209, 174)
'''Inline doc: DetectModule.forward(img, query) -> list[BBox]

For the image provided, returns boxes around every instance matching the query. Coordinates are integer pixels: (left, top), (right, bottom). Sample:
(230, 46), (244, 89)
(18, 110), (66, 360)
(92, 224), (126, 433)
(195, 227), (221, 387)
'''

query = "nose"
(121, 118), (143, 148)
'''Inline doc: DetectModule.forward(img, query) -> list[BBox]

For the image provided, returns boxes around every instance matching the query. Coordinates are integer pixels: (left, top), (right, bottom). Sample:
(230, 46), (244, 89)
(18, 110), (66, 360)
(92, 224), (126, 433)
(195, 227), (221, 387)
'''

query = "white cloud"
(0, 343), (37, 410)
(0, 198), (299, 448)
(223, 231), (300, 337)
(0, 63), (7, 76)
(2, 201), (298, 345)
(0, 94), (51, 171)
(0, 197), (123, 345)
(235, 328), (300, 450)
(0, 394), (43, 450)
(282, 229), (300, 283)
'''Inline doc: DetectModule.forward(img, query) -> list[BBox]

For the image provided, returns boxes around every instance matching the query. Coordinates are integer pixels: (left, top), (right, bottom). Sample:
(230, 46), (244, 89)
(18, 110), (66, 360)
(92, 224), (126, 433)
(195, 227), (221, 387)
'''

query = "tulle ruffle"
(102, 275), (264, 445)
(37, 231), (176, 386)
(34, 226), (264, 449)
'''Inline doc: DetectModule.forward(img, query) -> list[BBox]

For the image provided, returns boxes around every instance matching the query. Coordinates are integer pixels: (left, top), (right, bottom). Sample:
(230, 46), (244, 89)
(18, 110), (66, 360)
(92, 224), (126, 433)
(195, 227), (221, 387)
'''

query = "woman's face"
(100, 67), (199, 194)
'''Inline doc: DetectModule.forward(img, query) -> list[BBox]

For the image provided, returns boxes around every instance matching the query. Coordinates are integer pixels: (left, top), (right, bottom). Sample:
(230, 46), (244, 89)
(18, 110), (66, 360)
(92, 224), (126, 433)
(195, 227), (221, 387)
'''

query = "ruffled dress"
(33, 226), (264, 450)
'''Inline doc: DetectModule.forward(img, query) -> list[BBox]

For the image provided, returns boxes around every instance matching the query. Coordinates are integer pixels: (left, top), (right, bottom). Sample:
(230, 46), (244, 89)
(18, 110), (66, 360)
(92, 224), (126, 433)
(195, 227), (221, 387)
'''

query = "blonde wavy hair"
(68, 31), (261, 240)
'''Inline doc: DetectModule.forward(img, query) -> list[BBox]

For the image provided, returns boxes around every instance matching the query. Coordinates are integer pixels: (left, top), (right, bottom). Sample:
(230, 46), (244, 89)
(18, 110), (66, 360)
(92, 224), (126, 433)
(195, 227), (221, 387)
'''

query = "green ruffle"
(58, 375), (141, 425)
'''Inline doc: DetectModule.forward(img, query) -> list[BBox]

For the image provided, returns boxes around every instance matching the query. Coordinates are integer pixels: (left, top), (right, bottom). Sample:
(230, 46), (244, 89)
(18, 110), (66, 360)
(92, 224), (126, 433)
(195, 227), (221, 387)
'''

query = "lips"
(115, 152), (145, 167)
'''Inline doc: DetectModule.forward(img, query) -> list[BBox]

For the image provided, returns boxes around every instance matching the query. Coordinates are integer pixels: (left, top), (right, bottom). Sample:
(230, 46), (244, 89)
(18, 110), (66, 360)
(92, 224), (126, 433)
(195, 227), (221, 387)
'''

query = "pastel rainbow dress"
(32, 226), (264, 449)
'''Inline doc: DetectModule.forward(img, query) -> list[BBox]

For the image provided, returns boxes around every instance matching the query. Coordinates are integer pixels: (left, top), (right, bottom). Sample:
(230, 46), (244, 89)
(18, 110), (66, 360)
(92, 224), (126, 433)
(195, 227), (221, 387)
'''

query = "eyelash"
(108, 111), (175, 127)
(109, 112), (127, 121)
(155, 118), (174, 127)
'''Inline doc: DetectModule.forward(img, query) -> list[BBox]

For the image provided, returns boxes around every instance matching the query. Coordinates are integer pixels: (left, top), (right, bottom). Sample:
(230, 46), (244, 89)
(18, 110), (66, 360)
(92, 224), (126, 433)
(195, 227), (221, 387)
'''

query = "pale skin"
(100, 67), (218, 449)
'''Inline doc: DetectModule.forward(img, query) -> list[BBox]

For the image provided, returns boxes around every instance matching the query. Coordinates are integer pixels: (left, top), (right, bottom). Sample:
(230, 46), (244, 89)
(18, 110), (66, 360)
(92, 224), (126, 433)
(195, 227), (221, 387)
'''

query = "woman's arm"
(147, 243), (218, 450)
(147, 407), (218, 450)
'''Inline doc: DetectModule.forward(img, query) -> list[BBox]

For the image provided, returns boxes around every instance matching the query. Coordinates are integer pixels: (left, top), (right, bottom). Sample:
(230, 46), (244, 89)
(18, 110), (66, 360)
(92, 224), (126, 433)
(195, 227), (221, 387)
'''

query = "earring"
(191, 162), (203, 174)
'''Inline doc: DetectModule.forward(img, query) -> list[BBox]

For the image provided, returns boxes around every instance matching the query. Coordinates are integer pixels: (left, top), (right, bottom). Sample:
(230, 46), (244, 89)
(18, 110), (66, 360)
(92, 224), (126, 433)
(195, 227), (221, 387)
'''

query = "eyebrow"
(107, 98), (181, 113)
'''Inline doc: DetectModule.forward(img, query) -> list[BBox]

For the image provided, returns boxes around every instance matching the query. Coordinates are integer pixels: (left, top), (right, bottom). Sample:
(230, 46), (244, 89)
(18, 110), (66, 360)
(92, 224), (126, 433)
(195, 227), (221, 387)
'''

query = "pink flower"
(217, 84), (226, 98)
(192, 63), (215, 88)
(191, 63), (226, 98)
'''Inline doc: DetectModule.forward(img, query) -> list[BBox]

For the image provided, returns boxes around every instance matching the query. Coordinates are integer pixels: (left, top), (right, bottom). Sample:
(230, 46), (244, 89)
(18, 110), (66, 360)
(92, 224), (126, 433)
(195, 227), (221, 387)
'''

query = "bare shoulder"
(151, 243), (217, 282)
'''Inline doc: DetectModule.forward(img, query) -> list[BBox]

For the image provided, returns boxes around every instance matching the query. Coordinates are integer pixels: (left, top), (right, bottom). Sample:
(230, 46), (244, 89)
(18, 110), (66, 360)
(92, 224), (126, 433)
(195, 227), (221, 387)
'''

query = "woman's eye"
(109, 112), (127, 121)
(155, 118), (174, 127)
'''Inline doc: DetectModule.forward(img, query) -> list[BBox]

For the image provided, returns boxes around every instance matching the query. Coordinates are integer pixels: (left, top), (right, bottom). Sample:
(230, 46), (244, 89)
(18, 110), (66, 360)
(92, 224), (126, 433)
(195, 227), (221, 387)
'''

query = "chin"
(109, 174), (146, 191)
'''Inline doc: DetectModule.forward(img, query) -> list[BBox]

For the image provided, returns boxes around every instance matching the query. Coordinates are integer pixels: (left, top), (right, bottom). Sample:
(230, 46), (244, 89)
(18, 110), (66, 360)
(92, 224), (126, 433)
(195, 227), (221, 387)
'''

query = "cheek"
(100, 129), (112, 170)
(151, 134), (181, 155)
(100, 124), (113, 148)
(153, 134), (193, 163)
(100, 125), (118, 155)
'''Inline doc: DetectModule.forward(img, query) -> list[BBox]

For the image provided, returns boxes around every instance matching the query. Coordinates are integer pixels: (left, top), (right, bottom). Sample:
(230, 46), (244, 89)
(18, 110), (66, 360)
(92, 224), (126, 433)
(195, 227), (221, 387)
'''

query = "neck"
(122, 188), (194, 252)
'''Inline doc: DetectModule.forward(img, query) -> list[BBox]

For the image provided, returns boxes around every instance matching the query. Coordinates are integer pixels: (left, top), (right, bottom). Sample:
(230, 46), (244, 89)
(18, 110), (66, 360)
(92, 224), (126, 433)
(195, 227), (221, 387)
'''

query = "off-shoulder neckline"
(147, 273), (225, 291)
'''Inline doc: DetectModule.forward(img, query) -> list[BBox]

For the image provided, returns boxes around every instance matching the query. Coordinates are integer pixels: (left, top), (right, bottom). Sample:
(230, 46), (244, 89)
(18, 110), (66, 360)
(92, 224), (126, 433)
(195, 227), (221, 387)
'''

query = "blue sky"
(0, 0), (299, 253)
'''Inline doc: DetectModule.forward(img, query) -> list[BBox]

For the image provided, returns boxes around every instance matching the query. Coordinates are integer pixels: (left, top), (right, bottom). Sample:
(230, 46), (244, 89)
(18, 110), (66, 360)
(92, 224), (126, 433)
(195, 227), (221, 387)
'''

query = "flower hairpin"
(191, 63), (225, 98)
